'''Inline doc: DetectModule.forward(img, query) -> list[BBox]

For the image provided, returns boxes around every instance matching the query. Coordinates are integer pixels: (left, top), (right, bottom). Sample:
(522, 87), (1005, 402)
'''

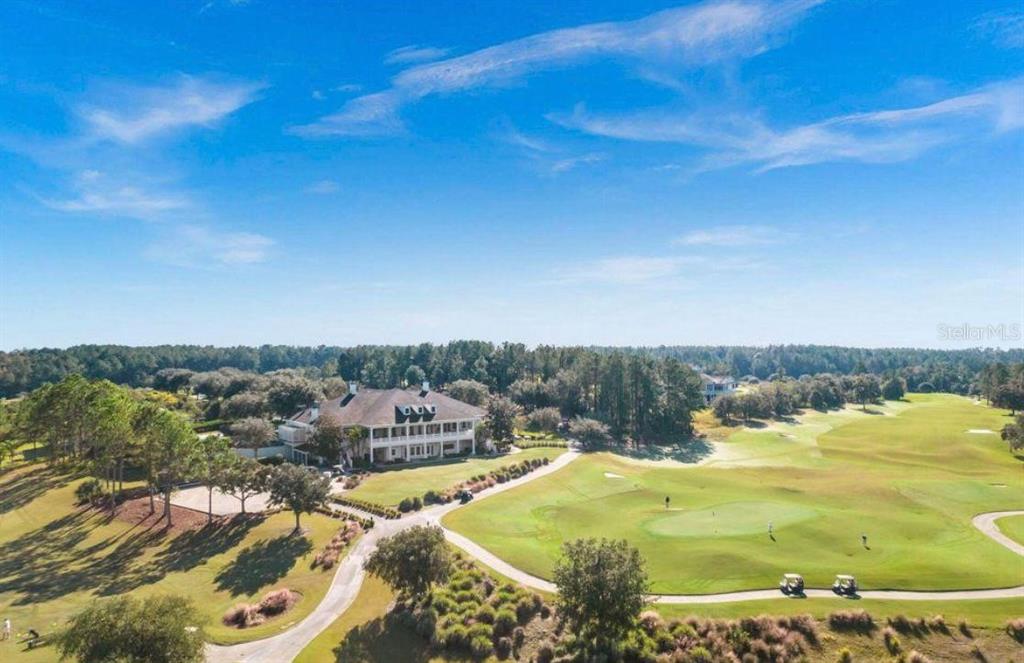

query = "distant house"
(700, 374), (738, 405)
(278, 381), (486, 465)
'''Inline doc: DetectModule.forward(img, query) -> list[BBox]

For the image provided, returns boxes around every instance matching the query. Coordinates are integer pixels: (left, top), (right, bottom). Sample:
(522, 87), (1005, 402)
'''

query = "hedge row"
(513, 440), (568, 449)
(332, 495), (401, 519)
(313, 505), (375, 529)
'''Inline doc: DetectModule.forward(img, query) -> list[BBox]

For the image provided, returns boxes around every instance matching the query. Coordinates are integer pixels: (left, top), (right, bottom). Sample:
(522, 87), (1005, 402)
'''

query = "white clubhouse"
(278, 381), (486, 465)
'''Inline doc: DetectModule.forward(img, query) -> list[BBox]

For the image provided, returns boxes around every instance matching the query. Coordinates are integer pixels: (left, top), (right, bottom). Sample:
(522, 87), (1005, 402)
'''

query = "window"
(460, 421), (473, 431)
(391, 426), (406, 437)
(443, 422), (457, 433)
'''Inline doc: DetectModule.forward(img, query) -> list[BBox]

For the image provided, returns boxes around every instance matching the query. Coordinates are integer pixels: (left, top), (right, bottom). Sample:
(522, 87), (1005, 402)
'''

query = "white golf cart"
(832, 574), (858, 595)
(779, 573), (805, 595)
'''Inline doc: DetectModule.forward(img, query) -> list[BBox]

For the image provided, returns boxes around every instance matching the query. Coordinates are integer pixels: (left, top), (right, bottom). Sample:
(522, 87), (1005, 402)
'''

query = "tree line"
(10, 375), (331, 530)
(2, 342), (1020, 397)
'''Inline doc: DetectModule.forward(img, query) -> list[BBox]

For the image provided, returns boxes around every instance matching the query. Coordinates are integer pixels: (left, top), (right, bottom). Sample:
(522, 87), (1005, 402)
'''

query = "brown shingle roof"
(291, 387), (485, 427)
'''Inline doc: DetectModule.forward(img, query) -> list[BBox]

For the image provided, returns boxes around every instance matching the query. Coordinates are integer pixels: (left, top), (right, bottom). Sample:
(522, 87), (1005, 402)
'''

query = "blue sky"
(1, 0), (1022, 350)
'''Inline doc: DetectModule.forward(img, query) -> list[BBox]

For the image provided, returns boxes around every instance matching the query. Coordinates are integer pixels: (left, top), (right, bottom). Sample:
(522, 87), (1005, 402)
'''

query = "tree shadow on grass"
(603, 437), (716, 464)
(0, 506), (166, 605)
(0, 499), (267, 603)
(331, 616), (433, 663)
(154, 516), (262, 574)
(214, 534), (312, 596)
(0, 465), (80, 516)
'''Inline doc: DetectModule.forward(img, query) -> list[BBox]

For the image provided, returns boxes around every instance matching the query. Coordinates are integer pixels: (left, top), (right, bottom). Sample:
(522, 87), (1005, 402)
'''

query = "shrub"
(536, 642), (555, 663)
(970, 644), (987, 661)
(493, 608), (517, 636)
(475, 604), (495, 624)
(444, 624), (468, 648)
(332, 495), (401, 519)
(882, 626), (901, 654)
(512, 626), (525, 647)
(454, 590), (478, 604)
(222, 603), (264, 628)
(469, 634), (492, 658)
(906, 651), (932, 663)
(638, 610), (664, 635)
(495, 636), (512, 659)
(515, 596), (536, 623)
(1007, 617), (1024, 643)
(689, 646), (713, 663)
(828, 609), (874, 631)
(258, 588), (298, 616)
(75, 478), (104, 504)
(836, 647), (853, 663)
(398, 497), (416, 512)
(959, 619), (972, 638)
(887, 614), (918, 634)
(927, 614), (948, 633)
(432, 596), (456, 615)
(415, 608), (437, 637)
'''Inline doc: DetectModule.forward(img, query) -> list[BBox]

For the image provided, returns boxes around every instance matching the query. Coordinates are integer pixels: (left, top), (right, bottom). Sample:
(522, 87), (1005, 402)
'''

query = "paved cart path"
(206, 451), (1023, 662)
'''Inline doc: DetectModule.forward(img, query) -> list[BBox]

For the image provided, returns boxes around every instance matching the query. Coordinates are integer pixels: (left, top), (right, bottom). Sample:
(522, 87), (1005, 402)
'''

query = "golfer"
(665, 496), (670, 509)
(2, 618), (10, 641)
(768, 521), (773, 536)
(861, 532), (868, 547)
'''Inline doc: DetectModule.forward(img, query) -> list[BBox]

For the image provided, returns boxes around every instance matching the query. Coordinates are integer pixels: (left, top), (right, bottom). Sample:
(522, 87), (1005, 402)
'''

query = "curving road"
(207, 450), (1023, 662)
(205, 450), (581, 663)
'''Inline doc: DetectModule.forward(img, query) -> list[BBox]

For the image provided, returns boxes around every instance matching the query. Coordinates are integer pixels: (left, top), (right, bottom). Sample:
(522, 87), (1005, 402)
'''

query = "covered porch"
(371, 437), (475, 464)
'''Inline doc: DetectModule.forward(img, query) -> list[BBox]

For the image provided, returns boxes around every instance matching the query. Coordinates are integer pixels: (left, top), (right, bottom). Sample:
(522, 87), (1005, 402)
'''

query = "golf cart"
(779, 573), (805, 595)
(832, 574), (858, 596)
(457, 489), (475, 504)
(330, 464), (350, 478)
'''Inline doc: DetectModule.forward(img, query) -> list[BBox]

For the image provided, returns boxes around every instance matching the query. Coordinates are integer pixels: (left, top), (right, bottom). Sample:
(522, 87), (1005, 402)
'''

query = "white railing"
(371, 431), (471, 446)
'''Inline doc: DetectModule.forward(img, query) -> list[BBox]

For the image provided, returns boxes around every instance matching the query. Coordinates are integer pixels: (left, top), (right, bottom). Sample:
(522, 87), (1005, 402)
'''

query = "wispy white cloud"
(674, 224), (782, 246)
(497, 124), (606, 173)
(556, 77), (1024, 171)
(384, 45), (451, 65)
(551, 152), (606, 172)
(145, 224), (274, 267)
(293, 0), (822, 137)
(555, 254), (756, 285)
(304, 179), (340, 194)
(973, 10), (1024, 49)
(38, 171), (189, 218)
(79, 75), (264, 144)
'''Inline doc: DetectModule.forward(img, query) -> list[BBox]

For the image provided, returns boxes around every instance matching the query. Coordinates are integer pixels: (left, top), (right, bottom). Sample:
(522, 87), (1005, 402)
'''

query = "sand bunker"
(966, 429), (996, 435)
(604, 472), (625, 479)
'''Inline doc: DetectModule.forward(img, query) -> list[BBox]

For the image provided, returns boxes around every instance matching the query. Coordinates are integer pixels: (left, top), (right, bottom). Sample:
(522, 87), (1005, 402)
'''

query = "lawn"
(998, 513), (1024, 546)
(0, 465), (349, 662)
(345, 447), (565, 507)
(444, 394), (1024, 595)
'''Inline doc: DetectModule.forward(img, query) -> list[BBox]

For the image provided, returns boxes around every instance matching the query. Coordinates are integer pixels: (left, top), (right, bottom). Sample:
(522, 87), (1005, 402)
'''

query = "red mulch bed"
(108, 496), (234, 535)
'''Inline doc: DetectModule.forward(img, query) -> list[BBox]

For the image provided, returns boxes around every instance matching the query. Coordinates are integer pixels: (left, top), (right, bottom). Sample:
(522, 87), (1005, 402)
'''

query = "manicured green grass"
(997, 513), (1024, 546)
(346, 447), (565, 507)
(0, 465), (347, 661)
(295, 575), (400, 663)
(444, 395), (1023, 596)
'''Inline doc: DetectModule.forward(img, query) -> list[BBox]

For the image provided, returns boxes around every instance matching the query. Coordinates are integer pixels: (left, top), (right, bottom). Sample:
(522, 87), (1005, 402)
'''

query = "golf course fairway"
(443, 394), (1024, 595)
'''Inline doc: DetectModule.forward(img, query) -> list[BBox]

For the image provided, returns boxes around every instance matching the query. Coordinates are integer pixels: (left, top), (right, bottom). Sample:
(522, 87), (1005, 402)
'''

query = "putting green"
(444, 394), (1024, 594)
(644, 502), (818, 538)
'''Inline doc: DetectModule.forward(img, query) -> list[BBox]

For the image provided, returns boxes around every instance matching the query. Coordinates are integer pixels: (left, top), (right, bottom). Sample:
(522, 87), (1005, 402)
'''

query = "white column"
(470, 420), (476, 454)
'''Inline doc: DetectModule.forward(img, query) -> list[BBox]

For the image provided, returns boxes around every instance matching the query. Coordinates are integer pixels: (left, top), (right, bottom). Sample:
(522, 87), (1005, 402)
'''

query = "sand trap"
(991, 483), (1008, 488)
(604, 472), (625, 479)
(966, 429), (996, 435)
